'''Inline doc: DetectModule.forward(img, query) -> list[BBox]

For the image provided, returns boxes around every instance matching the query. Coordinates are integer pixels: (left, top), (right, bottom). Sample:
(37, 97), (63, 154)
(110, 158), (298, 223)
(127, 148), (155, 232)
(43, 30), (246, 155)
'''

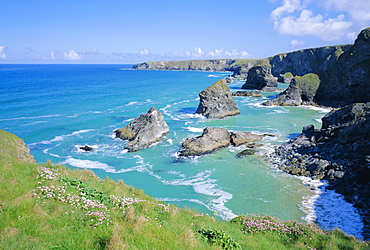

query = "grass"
(0, 129), (369, 249)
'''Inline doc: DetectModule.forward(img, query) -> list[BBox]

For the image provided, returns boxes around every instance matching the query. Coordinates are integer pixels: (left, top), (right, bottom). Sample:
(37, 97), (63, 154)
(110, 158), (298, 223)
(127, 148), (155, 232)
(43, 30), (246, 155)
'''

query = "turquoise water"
(0, 64), (363, 238)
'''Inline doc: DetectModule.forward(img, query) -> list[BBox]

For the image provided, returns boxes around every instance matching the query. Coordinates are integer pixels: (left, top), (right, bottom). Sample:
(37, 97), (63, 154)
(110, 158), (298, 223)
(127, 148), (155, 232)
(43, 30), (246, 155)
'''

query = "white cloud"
(63, 50), (81, 60)
(140, 49), (149, 55)
(276, 10), (352, 41)
(0, 46), (7, 59)
(50, 51), (56, 60)
(81, 48), (100, 56)
(321, 0), (370, 23)
(195, 47), (204, 56)
(270, 0), (361, 42)
(270, 0), (304, 21)
(290, 39), (306, 48)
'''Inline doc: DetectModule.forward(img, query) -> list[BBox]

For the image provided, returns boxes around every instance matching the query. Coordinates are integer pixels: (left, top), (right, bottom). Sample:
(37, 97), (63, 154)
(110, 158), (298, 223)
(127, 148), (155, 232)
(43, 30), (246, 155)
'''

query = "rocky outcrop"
(195, 79), (240, 119)
(241, 60), (278, 92)
(232, 90), (262, 97)
(179, 127), (264, 157)
(179, 127), (231, 156)
(266, 102), (370, 227)
(263, 73), (320, 106)
(314, 28), (370, 107)
(115, 107), (169, 152)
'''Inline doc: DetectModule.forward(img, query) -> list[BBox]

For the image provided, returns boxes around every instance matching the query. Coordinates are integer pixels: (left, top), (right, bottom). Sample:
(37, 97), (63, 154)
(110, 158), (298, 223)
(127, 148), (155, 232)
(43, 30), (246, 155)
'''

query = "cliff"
(265, 27), (370, 107)
(267, 103), (370, 234)
(314, 27), (370, 106)
(132, 59), (260, 72)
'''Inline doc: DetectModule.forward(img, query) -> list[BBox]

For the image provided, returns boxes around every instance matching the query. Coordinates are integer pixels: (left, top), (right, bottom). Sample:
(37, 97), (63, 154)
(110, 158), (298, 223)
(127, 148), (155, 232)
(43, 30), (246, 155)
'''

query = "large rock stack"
(115, 107), (169, 152)
(195, 79), (240, 119)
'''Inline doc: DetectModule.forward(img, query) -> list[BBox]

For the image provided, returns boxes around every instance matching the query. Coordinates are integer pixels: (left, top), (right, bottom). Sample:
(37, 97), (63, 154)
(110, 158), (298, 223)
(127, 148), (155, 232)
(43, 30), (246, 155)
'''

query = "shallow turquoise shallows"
(0, 64), (363, 239)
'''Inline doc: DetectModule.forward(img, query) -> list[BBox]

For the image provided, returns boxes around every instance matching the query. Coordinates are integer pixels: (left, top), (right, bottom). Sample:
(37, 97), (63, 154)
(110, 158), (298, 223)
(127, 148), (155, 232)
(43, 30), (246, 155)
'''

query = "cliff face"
(269, 45), (352, 77)
(314, 28), (370, 106)
(132, 59), (259, 72)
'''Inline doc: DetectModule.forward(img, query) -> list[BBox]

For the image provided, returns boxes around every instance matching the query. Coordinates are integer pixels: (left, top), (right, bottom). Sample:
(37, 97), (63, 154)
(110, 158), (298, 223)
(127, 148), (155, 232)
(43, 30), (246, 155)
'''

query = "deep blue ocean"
(0, 64), (364, 239)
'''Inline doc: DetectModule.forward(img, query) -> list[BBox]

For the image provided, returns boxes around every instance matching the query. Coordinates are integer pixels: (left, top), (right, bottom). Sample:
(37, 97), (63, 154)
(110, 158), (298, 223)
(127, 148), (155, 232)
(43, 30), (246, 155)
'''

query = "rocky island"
(195, 79), (240, 119)
(179, 127), (264, 157)
(114, 107), (169, 152)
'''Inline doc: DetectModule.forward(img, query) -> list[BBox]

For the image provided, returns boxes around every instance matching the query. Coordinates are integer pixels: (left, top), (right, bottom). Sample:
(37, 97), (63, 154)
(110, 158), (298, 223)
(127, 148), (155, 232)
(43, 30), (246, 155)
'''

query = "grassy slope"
(0, 129), (368, 249)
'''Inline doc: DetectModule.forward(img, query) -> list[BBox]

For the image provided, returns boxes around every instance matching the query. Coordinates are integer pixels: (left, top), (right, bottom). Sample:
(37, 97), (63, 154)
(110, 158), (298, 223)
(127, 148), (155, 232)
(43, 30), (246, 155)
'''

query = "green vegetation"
(283, 72), (293, 79)
(294, 73), (321, 102)
(1, 129), (369, 249)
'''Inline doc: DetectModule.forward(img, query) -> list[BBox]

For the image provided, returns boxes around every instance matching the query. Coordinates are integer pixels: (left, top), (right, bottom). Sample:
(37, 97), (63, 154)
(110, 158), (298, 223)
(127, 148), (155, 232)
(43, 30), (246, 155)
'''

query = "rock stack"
(195, 79), (240, 119)
(115, 107), (169, 152)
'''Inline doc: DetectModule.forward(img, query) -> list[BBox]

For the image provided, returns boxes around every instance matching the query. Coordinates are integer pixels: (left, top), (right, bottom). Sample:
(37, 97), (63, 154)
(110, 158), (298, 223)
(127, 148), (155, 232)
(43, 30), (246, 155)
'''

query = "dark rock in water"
(230, 131), (263, 147)
(115, 107), (169, 152)
(80, 145), (93, 151)
(195, 79), (240, 119)
(237, 149), (255, 158)
(179, 127), (231, 156)
(266, 102), (370, 233)
(241, 60), (278, 92)
(232, 90), (262, 97)
(263, 73), (320, 106)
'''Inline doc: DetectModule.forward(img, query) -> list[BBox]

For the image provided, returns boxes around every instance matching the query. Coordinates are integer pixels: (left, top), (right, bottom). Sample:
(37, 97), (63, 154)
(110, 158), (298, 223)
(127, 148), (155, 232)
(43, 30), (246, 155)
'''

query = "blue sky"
(0, 0), (369, 64)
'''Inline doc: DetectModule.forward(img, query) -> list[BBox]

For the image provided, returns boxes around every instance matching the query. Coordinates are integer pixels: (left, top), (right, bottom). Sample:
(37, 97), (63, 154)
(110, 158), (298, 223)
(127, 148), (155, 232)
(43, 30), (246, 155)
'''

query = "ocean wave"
(62, 157), (118, 173)
(30, 129), (96, 146)
(315, 184), (364, 240)
(0, 114), (61, 121)
(184, 127), (204, 133)
(67, 111), (103, 118)
(156, 197), (206, 206)
(126, 101), (138, 106)
(20, 120), (47, 126)
(301, 105), (332, 113)
(270, 168), (364, 240)
(161, 170), (236, 220)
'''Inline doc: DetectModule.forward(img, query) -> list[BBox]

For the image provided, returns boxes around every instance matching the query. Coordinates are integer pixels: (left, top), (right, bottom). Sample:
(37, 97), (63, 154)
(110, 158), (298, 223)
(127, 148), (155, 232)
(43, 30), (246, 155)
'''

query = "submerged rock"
(80, 145), (93, 151)
(115, 107), (169, 152)
(237, 149), (255, 158)
(195, 79), (240, 119)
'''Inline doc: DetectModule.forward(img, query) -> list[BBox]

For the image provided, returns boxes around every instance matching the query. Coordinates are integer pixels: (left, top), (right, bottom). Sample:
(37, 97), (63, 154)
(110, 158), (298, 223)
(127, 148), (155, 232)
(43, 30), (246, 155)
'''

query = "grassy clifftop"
(0, 129), (368, 249)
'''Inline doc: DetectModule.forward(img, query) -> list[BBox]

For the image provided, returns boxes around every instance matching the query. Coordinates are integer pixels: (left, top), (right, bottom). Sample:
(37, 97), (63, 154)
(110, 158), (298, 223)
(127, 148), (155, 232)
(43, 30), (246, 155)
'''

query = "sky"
(0, 0), (369, 64)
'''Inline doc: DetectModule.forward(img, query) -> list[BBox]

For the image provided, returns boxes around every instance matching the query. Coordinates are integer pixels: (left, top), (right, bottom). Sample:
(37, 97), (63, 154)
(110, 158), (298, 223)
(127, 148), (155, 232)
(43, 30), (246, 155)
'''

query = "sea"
(0, 64), (365, 240)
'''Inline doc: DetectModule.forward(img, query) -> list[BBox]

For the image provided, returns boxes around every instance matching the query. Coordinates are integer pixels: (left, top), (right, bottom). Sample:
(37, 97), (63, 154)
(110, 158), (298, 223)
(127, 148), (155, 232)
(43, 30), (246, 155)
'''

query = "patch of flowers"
(33, 165), (176, 230)
(231, 214), (324, 243)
